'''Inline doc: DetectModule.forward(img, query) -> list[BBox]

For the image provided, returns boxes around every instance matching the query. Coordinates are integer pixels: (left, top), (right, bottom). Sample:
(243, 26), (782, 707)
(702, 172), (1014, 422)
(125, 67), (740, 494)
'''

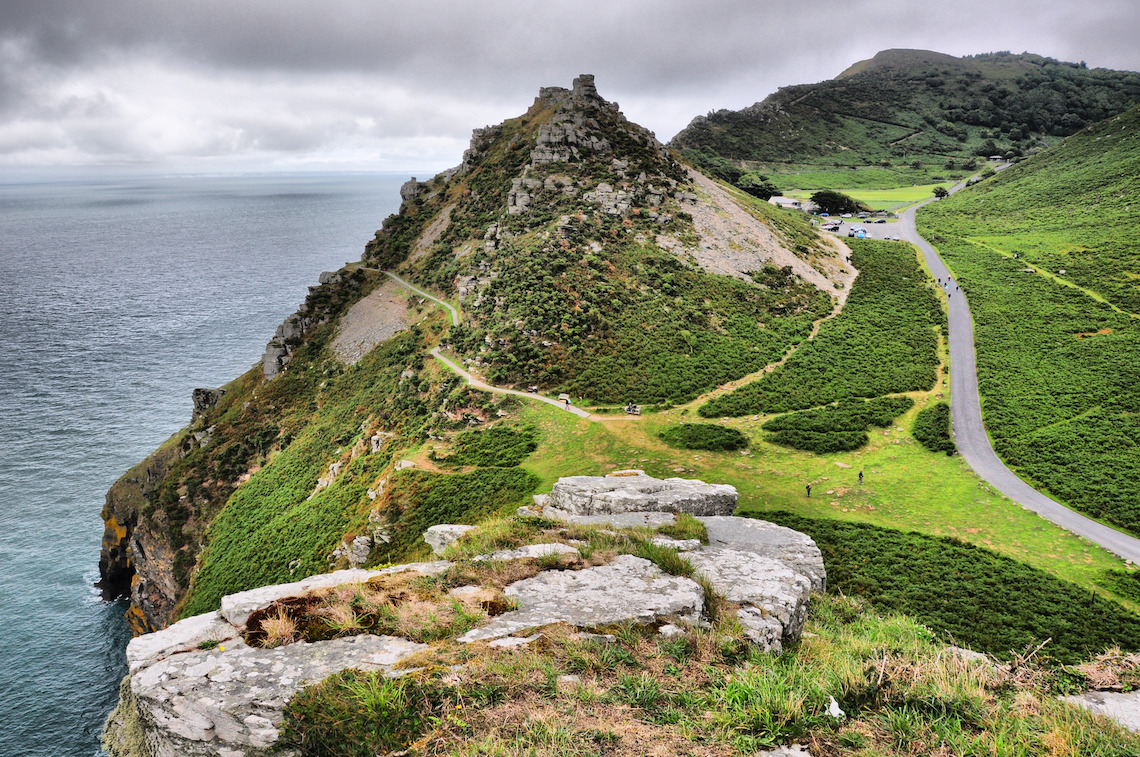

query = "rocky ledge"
(104, 475), (824, 757)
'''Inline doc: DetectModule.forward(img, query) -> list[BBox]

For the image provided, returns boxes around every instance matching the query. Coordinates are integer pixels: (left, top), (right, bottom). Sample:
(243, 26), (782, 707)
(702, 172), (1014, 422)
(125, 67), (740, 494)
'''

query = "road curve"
(898, 198), (1140, 564)
(380, 270), (592, 419)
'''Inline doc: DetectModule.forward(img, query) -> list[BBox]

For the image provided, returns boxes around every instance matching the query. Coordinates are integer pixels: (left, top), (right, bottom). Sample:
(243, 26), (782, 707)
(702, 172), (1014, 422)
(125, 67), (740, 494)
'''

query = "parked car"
(841, 213), (853, 218)
(891, 235), (901, 241)
(874, 219), (886, 224)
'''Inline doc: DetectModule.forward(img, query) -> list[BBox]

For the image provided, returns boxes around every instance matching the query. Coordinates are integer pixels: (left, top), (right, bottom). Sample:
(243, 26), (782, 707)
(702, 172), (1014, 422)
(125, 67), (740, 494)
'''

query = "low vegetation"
(700, 239), (942, 417)
(430, 425), (539, 468)
(759, 513), (1140, 664)
(912, 402), (955, 455)
(658, 424), (749, 451)
(762, 396), (914, 453)
(277, 592), (1140, 756)
(919, 104), (1140, 535)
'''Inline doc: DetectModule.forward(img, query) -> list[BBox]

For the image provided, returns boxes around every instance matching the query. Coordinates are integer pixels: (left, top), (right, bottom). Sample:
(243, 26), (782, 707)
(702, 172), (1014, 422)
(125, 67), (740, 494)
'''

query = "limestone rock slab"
(545, 474), (737, 517)
(698, 516), (826, 592)
(686, 547), (812, 652)
(476, 543), (580, 562)
(541, 506), (676, 528)
(423, 524), (476, 555)
(1063, 690), (1140, 733)
(118, 634), (426, 756)
(127, 611), (239, 674)
(459, 555), (703, 642)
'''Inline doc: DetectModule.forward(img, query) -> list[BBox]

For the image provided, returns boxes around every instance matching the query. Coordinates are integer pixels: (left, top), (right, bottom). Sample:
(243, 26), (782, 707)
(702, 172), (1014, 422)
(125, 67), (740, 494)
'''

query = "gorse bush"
(913, 402), (955, 455)
(758, 512), (1140, 664)
(430, 425), (538, 468)
(701, 240), (941, 417)
(763, 396), (914, 452)
(658, 424), (749, 451)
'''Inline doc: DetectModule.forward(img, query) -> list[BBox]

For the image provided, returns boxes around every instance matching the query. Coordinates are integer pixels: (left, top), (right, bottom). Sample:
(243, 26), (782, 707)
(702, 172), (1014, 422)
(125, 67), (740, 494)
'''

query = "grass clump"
(700, 239), (942, 417)
(430, 425), (538, 468)
(758, 512), (1140, 664)
(659, 423), (749, 451)
(912, 401), (955, 455)
(655, 513), (709, 544)
(279, 671), (457, 757)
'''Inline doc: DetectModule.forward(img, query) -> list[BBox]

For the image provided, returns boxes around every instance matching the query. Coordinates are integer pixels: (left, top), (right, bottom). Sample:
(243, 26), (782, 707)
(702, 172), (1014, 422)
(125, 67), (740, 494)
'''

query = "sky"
(1, 0), (1137, 175)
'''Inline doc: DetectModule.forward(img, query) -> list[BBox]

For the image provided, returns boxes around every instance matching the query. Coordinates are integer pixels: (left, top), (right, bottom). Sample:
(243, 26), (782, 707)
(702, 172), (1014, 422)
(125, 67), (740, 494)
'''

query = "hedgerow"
(658, 424), (749, 451)
(700, 239), (942, 417)
(757, 512), (1140, 663)
(913, 402), (955, 455)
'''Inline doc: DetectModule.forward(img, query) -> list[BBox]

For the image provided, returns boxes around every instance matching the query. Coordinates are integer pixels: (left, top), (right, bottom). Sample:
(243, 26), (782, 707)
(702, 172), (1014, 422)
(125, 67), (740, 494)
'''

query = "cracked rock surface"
(545, 473), (737, 517)
(459, 555), (704, 642)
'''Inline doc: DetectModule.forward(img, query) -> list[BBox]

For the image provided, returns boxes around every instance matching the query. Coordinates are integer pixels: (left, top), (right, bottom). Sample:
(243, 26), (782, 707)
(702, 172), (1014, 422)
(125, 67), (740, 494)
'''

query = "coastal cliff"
(97, 75), (846, 634)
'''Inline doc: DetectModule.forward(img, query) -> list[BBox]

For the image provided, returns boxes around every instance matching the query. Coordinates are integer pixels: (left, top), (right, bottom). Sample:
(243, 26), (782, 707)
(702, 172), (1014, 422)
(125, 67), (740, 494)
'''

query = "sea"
(0, 171), (411, 756)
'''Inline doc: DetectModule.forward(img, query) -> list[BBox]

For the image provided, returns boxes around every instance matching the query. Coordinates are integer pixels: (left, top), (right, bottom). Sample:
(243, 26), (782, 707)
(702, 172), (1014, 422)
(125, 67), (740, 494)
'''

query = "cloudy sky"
(2, 0), (1137, 174)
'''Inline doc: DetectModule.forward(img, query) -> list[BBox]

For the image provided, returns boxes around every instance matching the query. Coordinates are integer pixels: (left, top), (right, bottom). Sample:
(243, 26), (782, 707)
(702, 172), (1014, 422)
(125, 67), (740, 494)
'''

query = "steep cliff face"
(98, 75), (844, 634)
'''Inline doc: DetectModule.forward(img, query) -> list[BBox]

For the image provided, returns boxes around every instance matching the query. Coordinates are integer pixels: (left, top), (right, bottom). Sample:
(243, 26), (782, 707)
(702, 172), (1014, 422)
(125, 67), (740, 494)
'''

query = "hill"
(673, 49), (1140, 183)
(919, 104), (1140, 535)
(98, 76), (851, 632)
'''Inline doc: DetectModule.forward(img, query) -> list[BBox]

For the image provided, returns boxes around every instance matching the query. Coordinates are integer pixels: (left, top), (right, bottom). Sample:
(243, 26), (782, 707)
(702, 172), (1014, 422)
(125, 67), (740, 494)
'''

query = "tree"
(932, 186), (950, 199)
(809, 190), (868, 215)
(736, 172), (780, 200)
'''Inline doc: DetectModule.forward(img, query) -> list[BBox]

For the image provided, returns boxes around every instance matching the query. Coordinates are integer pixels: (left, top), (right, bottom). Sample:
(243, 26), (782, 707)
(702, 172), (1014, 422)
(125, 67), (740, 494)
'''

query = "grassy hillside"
(919, 105), (1140, 536)
(674, 49), (1140, 190)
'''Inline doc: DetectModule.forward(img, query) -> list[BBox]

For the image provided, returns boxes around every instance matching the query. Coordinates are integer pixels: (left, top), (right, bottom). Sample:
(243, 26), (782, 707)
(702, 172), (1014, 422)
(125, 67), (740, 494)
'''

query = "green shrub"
(762, 396), (913, 453)
(431, 425), (538, 468)
(756, 512), (1140, 663)
(658, 424), (749, 451)
(913, 402), (955, 455)
(1097, 569), (1140, 604)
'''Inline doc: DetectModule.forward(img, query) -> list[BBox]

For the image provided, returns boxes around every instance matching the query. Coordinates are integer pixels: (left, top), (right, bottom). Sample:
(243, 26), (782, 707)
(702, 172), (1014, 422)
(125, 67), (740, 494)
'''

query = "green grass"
(765, 165), (966, 192)
(700, 238), (942, 417)
(919, 104), (1140, 536)
(763, 396), (915, 453)
(277, 594), (1140, 756)
(788, 183), (952, 211)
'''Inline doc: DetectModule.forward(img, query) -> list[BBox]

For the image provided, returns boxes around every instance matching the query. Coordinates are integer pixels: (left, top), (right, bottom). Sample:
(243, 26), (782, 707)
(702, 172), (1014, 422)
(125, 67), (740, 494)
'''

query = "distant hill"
(673, 50), (1140, 179)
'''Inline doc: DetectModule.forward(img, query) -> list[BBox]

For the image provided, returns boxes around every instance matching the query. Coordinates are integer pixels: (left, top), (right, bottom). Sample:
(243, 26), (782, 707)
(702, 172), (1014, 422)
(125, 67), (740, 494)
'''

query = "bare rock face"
(544, 473), (738, 517)
(459, 555), (704, 643)
(1062, 690), (1140, 733)
(423, 524), (477, 555)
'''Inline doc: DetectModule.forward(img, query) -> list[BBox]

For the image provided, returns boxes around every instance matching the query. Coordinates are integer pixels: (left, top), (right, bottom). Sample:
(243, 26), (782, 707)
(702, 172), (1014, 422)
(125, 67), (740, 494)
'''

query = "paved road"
(381, 271), (592, 419)
(898, 195), (1140, 564)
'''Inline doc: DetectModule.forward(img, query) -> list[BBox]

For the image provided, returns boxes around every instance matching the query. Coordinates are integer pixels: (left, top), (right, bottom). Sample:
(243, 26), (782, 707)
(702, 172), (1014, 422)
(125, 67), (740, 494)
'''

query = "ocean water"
(0, 172), (409, 756)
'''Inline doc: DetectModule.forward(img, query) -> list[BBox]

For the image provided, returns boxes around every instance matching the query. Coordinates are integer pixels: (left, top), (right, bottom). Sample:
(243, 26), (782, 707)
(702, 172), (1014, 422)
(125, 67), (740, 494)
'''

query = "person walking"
(806, 483), (812, 497)
(858, 470), (864, 484)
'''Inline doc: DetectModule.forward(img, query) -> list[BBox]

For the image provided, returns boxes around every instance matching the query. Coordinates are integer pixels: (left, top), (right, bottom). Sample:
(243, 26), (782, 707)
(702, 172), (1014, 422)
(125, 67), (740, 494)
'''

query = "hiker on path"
(858, 470), (864, 484)
(806, 483), (812, 498)
(565, 397), (572, 409)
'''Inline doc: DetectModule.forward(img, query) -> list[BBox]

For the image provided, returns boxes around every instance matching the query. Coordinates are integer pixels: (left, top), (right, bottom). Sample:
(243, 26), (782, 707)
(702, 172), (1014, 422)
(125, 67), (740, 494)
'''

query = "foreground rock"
(1063, 690), (1140, 733)
(459, 554), (704, 643)
(105, 635), (426, 757)
(105, 475), (822, 757)
(542, 473), (738, 517)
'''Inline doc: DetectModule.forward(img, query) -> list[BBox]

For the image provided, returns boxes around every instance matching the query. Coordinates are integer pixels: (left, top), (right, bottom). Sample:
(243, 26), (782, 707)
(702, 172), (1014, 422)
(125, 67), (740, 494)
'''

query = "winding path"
(897, 196), (1140, 564)
(382, 271), (593, 419)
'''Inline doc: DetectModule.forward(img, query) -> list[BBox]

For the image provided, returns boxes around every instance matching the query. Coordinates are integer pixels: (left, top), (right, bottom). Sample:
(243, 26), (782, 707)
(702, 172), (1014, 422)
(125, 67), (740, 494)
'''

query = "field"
(786, 184), (953, 211)
(919, 104), (1140, 536)
(759, 165), (966, 192)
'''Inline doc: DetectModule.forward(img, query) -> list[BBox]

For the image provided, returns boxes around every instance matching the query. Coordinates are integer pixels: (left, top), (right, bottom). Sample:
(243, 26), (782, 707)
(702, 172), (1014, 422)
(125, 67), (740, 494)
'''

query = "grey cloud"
(0, 0), (1137, 167)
